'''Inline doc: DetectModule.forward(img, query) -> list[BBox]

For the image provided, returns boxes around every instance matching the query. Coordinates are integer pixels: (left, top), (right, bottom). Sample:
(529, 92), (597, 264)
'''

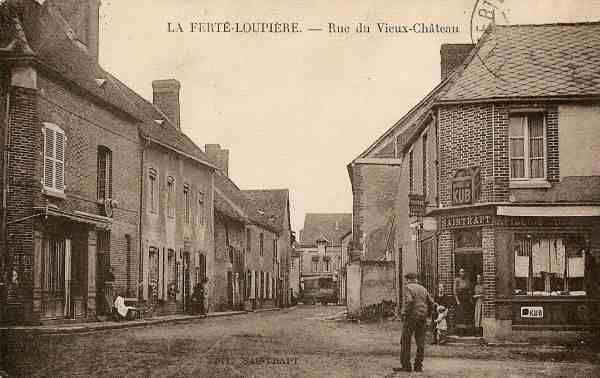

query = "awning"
(497, 205), (600, 217)
(34, 206), (113, 228)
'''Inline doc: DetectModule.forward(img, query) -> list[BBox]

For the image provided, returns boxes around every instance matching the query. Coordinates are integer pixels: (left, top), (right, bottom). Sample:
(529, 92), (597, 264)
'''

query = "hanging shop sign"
(451, 167), (481, 206)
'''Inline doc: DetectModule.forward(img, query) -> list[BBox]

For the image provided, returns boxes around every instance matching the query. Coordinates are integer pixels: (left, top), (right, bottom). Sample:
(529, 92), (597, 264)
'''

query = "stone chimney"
(440, 43), (475, 81)
(205, 144), (230, 176)
(152, 79), (181, 130)
(87, 0), (101, 62)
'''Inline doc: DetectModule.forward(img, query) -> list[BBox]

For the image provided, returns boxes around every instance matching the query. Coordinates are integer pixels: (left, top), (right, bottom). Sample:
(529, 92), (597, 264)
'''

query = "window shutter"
(55, 131), (65, 190)
(44, 128), (54, 188)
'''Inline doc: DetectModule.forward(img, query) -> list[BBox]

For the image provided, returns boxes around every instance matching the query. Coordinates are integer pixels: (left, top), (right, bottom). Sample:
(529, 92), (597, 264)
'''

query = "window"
(97, 146), (112, 200)
(291, 258), (295, 269)
(183, 183), (190, 224)
(198, 253), (206, 281)
(422, 134), (428, 198)
(259, 233), (264, 256)
(509, 113), (545, 180)
(168, 249), (176, 293)
(312, 256), (319, 272)
(409, 149), (414, 193)
(513, 233), (587, 296)
(247, 229), (252, 254)
(273, 239), (278, 265)
(42, 122), (66, 194)
(148, 168), (158, 214)
(167, 176), (175, 218)
(198, 191), (205, 225)
(324, 257), (331, 272)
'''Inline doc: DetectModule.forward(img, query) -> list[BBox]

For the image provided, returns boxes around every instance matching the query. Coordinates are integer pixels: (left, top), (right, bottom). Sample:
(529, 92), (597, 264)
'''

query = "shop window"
(148, 168), (158, 214)
(509, 113), (545, 180)
(513, 234), (587, 296)
(42, 237), (66, 296)
(42, 122), (66, 195)
(167, 176), (175, 218)
(97, 146), (112, 200)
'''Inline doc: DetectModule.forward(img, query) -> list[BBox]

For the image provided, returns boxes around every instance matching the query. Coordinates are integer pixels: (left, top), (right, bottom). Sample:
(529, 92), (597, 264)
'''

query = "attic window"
(94, 78), (107, 88)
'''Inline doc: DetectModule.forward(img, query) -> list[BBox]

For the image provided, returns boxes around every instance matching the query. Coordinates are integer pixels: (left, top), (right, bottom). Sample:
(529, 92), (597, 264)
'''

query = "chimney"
(440, 43), (475, 81)
(87, 0), (101, 62)
(152, 79), (181, 130)
(205, 144), (230, 176)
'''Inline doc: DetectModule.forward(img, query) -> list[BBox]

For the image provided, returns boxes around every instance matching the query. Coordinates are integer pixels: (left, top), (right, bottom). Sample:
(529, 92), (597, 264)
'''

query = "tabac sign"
(452, 167), (481, 206)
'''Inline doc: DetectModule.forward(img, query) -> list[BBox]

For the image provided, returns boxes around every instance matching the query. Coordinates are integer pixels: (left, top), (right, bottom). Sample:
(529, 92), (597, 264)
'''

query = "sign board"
(520, 306), (544, 319)
(451, 167), (481, 206)
(439, 215), (492, 229)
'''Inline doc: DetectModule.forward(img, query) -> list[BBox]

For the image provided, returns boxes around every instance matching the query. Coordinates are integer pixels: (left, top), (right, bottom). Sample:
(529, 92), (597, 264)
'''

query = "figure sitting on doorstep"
(113, 295), (137, 321)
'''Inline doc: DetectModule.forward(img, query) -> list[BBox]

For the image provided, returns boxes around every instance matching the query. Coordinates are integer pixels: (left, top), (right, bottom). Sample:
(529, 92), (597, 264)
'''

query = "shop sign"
(440, 215), (492, 229)
(451, 167), (481, 206)
(495, 216), (565, 228)
(520, 306), (544, 319)
(408, 193), (426, 217)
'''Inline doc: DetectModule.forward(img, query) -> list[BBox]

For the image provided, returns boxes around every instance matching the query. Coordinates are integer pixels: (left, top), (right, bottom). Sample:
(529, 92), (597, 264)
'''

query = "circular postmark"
(469, 0), (511, 81)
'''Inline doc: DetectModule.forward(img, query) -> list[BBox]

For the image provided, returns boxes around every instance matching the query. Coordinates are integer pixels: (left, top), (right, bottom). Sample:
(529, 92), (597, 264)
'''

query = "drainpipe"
(2, 83), (11, 284)
(137, 138), (149, 300)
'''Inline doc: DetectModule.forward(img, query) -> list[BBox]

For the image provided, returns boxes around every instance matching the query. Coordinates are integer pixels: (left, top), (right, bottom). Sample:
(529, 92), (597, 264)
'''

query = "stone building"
(207, 144), (293, 311)
(0, 0), (216, 323)
(297, 213), (351, 302)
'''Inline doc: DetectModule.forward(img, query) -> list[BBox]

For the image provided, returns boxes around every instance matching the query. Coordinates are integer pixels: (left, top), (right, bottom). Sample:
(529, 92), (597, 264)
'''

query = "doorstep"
(0, 310), (248, 336)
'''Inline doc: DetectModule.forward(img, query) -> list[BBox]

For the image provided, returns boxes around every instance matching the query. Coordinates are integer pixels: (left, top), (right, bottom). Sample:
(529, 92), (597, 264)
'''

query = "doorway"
(453, 228), (484, 335)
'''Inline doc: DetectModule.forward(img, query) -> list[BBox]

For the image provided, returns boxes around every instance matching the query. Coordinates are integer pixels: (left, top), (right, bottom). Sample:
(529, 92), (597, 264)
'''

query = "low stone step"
(446, 335), (485, 345)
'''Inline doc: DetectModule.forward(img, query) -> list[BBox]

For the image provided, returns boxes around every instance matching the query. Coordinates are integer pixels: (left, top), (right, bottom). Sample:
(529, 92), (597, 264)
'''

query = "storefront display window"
(513, 234), (587, 296)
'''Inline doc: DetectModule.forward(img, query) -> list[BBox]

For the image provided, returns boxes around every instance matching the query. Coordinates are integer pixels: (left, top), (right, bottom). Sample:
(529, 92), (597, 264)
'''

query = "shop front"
(436, 209), (600, 341)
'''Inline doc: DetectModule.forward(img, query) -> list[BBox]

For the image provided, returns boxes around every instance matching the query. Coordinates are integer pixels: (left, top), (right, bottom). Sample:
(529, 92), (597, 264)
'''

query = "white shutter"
(42, 123), (65, 192)
(55, 131), (65, 190)
(44, 128), (54, 188)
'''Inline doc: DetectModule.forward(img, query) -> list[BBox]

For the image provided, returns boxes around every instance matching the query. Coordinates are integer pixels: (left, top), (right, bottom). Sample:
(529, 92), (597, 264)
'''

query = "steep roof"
(3, 1), (215, 168)
(242, 189), (289, 234)
(441, 22), (600, 102)
(300, 213), (352, 246)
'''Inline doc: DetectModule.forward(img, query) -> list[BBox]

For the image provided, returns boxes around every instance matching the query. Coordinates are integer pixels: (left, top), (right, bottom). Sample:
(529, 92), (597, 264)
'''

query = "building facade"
(350, 22), (600, 340)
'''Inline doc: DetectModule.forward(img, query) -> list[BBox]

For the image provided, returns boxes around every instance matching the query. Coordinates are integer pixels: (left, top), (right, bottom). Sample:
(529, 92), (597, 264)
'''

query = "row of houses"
(347, 22), (600, 341)
(0, 0), (293, 324)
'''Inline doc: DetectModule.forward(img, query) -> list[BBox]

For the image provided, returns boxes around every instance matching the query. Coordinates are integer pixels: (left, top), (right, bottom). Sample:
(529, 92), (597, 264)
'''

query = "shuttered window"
(43, 123), (65, 193)
(97, 146), (112, 200)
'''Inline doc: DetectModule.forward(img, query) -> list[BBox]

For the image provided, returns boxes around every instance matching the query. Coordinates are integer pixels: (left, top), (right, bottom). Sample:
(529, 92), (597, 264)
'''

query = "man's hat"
(404, 272), (418, 280)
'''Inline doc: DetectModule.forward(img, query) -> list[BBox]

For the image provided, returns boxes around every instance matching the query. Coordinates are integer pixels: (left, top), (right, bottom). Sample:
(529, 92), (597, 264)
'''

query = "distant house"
(297, 213), (351, 302)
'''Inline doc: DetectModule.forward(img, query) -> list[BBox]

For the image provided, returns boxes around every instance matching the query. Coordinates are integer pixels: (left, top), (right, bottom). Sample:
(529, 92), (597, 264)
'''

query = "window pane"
(528, 114), (544, 137)
(510, 139), (524, 157)
(529, 139), (544, 158)
(530, 159), (544, 178)
(509, 116), (525, 137)
(511, 159), (525, 178)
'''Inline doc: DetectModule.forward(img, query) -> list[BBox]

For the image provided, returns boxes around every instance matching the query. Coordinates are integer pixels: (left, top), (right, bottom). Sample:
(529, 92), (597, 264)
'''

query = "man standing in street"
(396, 272), (435, 373)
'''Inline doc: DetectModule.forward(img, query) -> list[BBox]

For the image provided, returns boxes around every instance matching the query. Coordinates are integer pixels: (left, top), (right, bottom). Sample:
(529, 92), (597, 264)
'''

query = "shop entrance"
(452, 228), (484, 336)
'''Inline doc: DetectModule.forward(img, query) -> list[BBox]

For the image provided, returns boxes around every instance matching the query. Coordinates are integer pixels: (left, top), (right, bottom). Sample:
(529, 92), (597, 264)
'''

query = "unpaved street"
(2, 305), (599, 377)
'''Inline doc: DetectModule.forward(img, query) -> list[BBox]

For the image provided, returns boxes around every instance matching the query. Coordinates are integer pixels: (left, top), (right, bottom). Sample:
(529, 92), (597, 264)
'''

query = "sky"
(98, 0), (600, 232)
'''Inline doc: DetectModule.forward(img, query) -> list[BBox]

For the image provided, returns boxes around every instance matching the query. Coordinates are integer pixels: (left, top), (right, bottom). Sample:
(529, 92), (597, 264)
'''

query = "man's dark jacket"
(401, 282), (434, 320)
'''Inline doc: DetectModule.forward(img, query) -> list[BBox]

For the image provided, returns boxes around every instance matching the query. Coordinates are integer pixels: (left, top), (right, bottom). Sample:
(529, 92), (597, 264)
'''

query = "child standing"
(434, 305), (448, 344)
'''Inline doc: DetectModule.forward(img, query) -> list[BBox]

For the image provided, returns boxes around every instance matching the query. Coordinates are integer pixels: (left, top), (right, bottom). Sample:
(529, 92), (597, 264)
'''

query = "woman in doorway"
(473, 274), (484, 332)
(453, 268), (471, 326)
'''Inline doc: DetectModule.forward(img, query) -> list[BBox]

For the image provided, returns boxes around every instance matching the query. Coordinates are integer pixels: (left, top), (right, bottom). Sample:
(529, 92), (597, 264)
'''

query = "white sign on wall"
(520, 306), (544, 319)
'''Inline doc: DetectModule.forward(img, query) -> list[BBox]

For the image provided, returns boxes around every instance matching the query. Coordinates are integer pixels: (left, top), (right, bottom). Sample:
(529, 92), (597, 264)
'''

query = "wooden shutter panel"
(55, 131), (65, 190)
(44, 128), (54, 188)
